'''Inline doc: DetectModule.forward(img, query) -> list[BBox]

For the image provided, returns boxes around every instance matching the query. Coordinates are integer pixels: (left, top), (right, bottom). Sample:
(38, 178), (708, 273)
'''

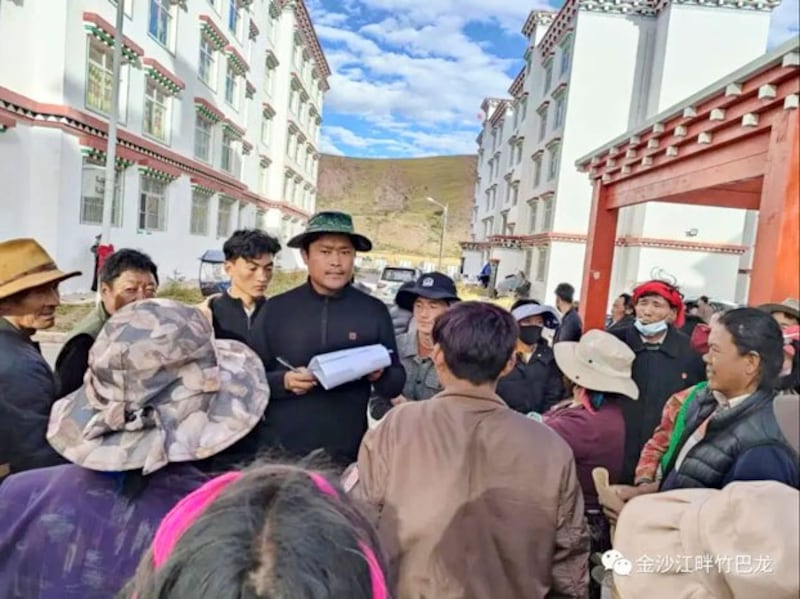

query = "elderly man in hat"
(369, 272), (460, 421)
(0, 239), (80, 477)
(609, 279), (706, 484)
(248, 211), (405, 466)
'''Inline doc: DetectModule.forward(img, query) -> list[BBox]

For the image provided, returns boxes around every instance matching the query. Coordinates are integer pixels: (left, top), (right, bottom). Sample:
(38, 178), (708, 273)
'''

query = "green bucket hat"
(287, 211), (372, 252)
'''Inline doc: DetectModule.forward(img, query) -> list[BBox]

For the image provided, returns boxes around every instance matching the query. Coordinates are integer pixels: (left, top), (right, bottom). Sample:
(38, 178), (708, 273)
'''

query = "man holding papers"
(249, 211), (405, 466)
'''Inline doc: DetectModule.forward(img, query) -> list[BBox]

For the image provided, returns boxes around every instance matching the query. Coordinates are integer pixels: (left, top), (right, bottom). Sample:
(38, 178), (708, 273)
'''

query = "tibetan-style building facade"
(461, 0), (782, 304)
(0, 0), (329, 290)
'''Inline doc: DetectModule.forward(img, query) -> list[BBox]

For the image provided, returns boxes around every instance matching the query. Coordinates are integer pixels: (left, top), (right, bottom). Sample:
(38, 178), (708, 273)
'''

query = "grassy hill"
(316, 154), (477, 260)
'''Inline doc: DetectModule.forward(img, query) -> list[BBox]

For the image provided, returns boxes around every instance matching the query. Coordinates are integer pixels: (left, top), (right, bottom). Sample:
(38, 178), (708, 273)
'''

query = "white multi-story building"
(461, 0), (779, 304)
(0, 0), (329, 291)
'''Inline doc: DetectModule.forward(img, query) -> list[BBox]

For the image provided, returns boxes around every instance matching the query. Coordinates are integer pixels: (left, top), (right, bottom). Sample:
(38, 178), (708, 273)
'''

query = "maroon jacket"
(544, 397), (625, 510)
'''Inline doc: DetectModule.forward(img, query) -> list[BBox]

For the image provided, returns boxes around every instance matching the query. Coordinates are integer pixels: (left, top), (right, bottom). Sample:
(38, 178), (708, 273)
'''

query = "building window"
(542, 196), (555, 230)
(512, 185), (519, 206)
(80, 159), (123, 227)
(228, 0), (241, 39)
(199, 37), (216, 88)
(261, 116), (272, 145)
(547, 143), (561, 180)
(560, 38), (572, 77)
(138, 176), (167, 232)
(529, 200), (539, 233)
(536, 246), (548, 282)
(86, 38), (114, 114)
(258, 163), (270, 195)
(148, 0), (174, 49)
(221, 132), (240, 175)
(554, 92), (566, 129)
(194, 115), (213, 162)
(144, 79), (170, 143)
(533, 155), (543, 187)
(225, 64), (239, 108)
(190, 190), (210, 235)
(544, 60), (553, 94)
(538, 107), (548, 141)
(264, 63), (276, 95)
(521, 97), (528, 122)
(256, 209), (267, 230)
(217, 197), (234, 237)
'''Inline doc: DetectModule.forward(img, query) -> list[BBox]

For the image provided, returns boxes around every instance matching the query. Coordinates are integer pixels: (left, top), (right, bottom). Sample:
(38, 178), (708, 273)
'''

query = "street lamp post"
(100, 0), (126, 244)
(426, 196), (448, 272)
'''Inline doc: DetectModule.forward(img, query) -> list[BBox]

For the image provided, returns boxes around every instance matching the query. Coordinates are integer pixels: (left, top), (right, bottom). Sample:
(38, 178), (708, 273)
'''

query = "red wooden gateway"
(576, 39), (800, 330)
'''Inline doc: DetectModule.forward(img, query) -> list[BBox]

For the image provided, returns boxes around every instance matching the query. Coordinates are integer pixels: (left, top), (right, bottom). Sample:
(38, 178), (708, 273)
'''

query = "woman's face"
(703, 320), (759, 396)
(635, 294), (675, 324)
(611, 297), (626, 321)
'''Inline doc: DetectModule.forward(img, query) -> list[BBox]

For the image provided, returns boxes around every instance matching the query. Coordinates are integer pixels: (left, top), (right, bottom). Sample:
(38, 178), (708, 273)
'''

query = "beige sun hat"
(0, 238), (81, 300)
(613, 481), (800, 599)
(47, 298), (269, 475)
(759, 298), (800, 320)
(554, 329), (639, 400)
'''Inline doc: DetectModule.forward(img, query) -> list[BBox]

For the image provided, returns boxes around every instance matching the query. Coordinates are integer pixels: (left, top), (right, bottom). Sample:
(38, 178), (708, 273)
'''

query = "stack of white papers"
(308, 344), (392, 390)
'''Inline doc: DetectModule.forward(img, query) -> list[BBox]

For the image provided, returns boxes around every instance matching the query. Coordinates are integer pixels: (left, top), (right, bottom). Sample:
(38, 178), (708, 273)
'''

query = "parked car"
(373, 266), (421, 304)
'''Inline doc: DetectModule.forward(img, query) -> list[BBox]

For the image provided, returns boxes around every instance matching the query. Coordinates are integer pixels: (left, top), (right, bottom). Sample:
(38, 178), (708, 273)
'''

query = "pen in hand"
(276, 357), (300, 372)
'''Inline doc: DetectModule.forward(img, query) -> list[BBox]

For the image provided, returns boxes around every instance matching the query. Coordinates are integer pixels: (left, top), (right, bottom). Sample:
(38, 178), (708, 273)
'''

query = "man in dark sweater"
(553, 282), (583, 343)
(248, 212), (405, 466)
(209, 229), (281, 344)
(55, 249), (158, 397)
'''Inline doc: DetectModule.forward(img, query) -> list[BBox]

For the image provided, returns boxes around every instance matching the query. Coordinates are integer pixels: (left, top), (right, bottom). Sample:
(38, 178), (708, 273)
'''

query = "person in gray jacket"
(370, 272), (460, 420)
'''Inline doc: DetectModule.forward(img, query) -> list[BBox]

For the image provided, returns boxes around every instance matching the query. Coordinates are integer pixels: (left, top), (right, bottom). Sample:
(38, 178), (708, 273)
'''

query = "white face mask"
(634, 319), (669, 337)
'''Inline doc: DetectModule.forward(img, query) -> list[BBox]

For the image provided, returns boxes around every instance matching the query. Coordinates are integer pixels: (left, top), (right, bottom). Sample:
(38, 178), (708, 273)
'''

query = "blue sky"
(307, 0), (800, 159)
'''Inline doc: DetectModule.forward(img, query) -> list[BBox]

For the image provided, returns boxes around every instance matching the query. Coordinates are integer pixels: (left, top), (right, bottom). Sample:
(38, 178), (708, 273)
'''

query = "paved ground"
(41, 343), (61, 368)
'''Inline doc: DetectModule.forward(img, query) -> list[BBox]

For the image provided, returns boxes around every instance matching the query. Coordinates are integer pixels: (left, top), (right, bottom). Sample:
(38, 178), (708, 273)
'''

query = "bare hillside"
(317, 154), (477, 258)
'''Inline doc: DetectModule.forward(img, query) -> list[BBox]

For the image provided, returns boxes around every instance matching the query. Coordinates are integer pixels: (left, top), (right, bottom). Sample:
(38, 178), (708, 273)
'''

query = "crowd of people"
(0, 209), (798, 598)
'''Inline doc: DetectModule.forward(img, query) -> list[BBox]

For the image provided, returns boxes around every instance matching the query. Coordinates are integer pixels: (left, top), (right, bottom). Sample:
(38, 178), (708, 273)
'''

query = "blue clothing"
(662, 445), (799, 491)
(0, 463), (208, 598)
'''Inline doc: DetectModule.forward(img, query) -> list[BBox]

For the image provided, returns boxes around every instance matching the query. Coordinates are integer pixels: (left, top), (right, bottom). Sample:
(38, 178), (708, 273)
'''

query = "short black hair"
(432, 301), (518, 385)
(555, 282), (575, 304)
(99, 249), (159, 286)
(699, 295), (710, 304)
(619, 293), (634, 312)
(223, 229), (281, 262)
(510, 298), (541, 312)
(718, 308), (784, 390)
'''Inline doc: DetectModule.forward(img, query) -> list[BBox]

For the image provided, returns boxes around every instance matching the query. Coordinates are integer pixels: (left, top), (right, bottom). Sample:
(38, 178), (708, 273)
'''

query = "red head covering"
(632, 280), (686, 328)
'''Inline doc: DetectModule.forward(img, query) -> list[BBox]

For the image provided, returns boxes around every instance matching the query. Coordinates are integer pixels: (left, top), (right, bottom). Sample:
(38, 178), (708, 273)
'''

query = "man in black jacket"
(209, 229), (281, 344)
(0, 239), (80, 478)
(610, 279), (706, 484)
(248, 211), (405, 465)
(553, 282), (583, 343)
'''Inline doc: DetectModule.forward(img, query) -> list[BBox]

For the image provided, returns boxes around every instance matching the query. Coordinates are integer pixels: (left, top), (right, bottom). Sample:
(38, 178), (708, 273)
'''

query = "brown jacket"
(353, 385), (589, 599)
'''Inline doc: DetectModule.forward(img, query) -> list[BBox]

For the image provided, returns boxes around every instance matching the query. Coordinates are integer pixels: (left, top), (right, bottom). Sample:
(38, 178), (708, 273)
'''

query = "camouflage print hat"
(47, 299), (269, 475)
(287, 211), (372, 252)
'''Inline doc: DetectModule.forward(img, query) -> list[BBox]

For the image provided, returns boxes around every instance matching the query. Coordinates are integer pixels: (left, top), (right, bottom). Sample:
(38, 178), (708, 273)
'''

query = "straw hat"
(47, 299), (270, 475)
(760, 298), (800, 320)
(554, 329), (639, 399)
(0, 238), (80, 300)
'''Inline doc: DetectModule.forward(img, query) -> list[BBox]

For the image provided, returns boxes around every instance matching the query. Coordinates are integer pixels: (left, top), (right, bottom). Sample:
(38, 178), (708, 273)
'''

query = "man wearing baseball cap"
(0, 238), (81, 478)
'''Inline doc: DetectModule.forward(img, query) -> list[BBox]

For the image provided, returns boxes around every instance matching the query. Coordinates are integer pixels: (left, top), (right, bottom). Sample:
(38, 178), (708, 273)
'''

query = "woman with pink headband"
(122, 465), (389, 599)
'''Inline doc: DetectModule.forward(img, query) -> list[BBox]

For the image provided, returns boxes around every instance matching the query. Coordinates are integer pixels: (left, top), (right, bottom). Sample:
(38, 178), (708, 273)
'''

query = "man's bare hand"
(284, 368), (317, 395)
(367, 369), (384, 382)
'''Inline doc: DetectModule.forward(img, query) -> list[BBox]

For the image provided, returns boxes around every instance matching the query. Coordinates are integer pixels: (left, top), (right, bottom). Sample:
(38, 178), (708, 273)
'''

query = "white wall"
(553, 11), (656, 235)
(545, 241), (586, 299)
(489, 247), (524, 283)
(634, 247), (741, 300)
(461, 249), (484, 280)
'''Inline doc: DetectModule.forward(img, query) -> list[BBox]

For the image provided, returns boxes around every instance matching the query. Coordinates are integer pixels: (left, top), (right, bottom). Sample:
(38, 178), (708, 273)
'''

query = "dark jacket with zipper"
(610, 324), (706, 483)
(209, 292), (265, 344)
(246, 281), (405, 465)
(496, 341), (564, 414)
(660, 387), (799, 491)
(0, 318), (65, 477)
(54, 302), (110, 398)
